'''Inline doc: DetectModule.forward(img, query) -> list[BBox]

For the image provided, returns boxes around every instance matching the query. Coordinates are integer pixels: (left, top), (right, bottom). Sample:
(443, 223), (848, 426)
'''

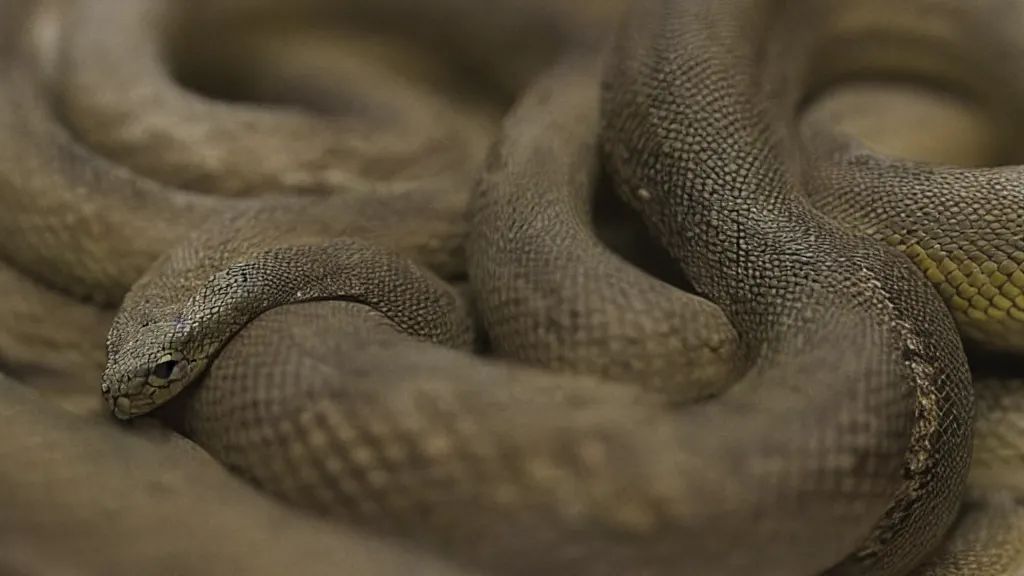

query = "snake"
(0, 0), (1021, 574)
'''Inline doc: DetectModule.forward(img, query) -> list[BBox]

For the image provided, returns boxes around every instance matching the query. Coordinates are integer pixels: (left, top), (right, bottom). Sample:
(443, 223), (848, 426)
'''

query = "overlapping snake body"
(600, 1), (977, 573)
(0, 0), (1021, 575)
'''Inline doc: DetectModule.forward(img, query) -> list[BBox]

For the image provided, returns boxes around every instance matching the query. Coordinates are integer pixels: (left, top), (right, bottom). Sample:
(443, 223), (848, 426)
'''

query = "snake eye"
(151, 352), (185, 381)
(152, 360), (177, 380)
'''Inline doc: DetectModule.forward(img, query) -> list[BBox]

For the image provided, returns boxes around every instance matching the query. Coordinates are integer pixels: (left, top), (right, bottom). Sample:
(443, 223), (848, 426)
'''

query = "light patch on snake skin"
(296, 409), (331, 451)
(897, 321), (941, 476)
(518, 442), (662, 535)
(579, 438), (608, 469)
(527, 457), (590, 523)
(526, 457), (566, 490)
(490, 483), (521, 507)
(351, 445), (382, 469)
(865, 270), (941, 463)
(380, 439), (411, 465)
(364, 468), (390, 491)
(607, 500), (658, 533)
(27, 2), (62, 77)
(846, 309), (943, 568)
(421, 433), (454, 458)
(888, 235), (1024, 349)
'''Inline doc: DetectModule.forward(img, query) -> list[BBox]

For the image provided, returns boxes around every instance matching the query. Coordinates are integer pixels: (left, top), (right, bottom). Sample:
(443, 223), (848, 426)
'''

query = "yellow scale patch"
(886, 234), (1024, 350)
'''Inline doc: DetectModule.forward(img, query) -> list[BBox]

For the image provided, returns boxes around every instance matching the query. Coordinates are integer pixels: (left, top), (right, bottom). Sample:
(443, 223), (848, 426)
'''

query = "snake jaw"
(107, 379), (189, 420)
(103, 365), (197, 420)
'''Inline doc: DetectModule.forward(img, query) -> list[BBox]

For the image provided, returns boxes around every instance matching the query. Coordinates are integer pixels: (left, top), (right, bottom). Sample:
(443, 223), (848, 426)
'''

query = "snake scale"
(0, 0), (1021, 574)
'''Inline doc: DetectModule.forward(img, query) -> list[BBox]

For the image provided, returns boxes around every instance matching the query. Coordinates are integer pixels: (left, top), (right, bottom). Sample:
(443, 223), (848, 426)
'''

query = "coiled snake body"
(0, 0), (1022, 575)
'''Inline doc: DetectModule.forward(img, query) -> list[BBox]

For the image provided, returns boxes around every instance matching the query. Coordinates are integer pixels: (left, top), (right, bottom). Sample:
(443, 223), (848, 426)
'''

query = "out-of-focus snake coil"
(0, 0), (1021, 575)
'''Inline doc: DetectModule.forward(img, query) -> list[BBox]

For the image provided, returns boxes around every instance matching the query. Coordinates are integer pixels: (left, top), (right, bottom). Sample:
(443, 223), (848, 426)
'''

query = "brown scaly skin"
(602, 0), (1023, 574)
(0, 0), (1019, 574)
(0, 373), (483, 576)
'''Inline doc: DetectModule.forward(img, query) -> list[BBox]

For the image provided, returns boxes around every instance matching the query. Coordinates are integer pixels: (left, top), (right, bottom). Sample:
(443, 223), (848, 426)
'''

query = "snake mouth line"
(104, 377), (188, 420)
(110, 394), (150, 420)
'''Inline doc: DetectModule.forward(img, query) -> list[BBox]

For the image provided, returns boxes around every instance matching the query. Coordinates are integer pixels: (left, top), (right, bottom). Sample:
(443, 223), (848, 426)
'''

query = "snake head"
(102, 317), (205, 420)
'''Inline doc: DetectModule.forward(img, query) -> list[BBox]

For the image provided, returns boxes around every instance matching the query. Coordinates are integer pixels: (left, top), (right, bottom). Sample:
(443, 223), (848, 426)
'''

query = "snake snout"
(112, 396), (135, 420)
(105, 375), (164, 420)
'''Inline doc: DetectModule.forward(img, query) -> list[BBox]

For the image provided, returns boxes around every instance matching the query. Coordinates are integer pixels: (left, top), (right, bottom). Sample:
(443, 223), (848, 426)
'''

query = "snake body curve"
(0, 0), (1021, 575)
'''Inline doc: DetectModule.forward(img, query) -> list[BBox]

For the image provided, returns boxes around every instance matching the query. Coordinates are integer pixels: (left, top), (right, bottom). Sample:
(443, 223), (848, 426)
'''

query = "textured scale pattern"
(0, 374), (481, 576)
(0, 0), (1020, 574)
(178, 300), (918, 575)
(600, 0), (987, 573)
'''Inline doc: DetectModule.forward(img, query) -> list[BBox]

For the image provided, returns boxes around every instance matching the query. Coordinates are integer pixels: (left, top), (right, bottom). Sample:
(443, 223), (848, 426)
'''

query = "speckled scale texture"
(109, 50), (947, 576)
(468, 54), (742, 403)
(1, 0), (1023, 574)
(0, 374), (483, 576)
(810, 152), (1024, 351)
(601, 0), (980, 574)
(176, 299), (912, 576)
